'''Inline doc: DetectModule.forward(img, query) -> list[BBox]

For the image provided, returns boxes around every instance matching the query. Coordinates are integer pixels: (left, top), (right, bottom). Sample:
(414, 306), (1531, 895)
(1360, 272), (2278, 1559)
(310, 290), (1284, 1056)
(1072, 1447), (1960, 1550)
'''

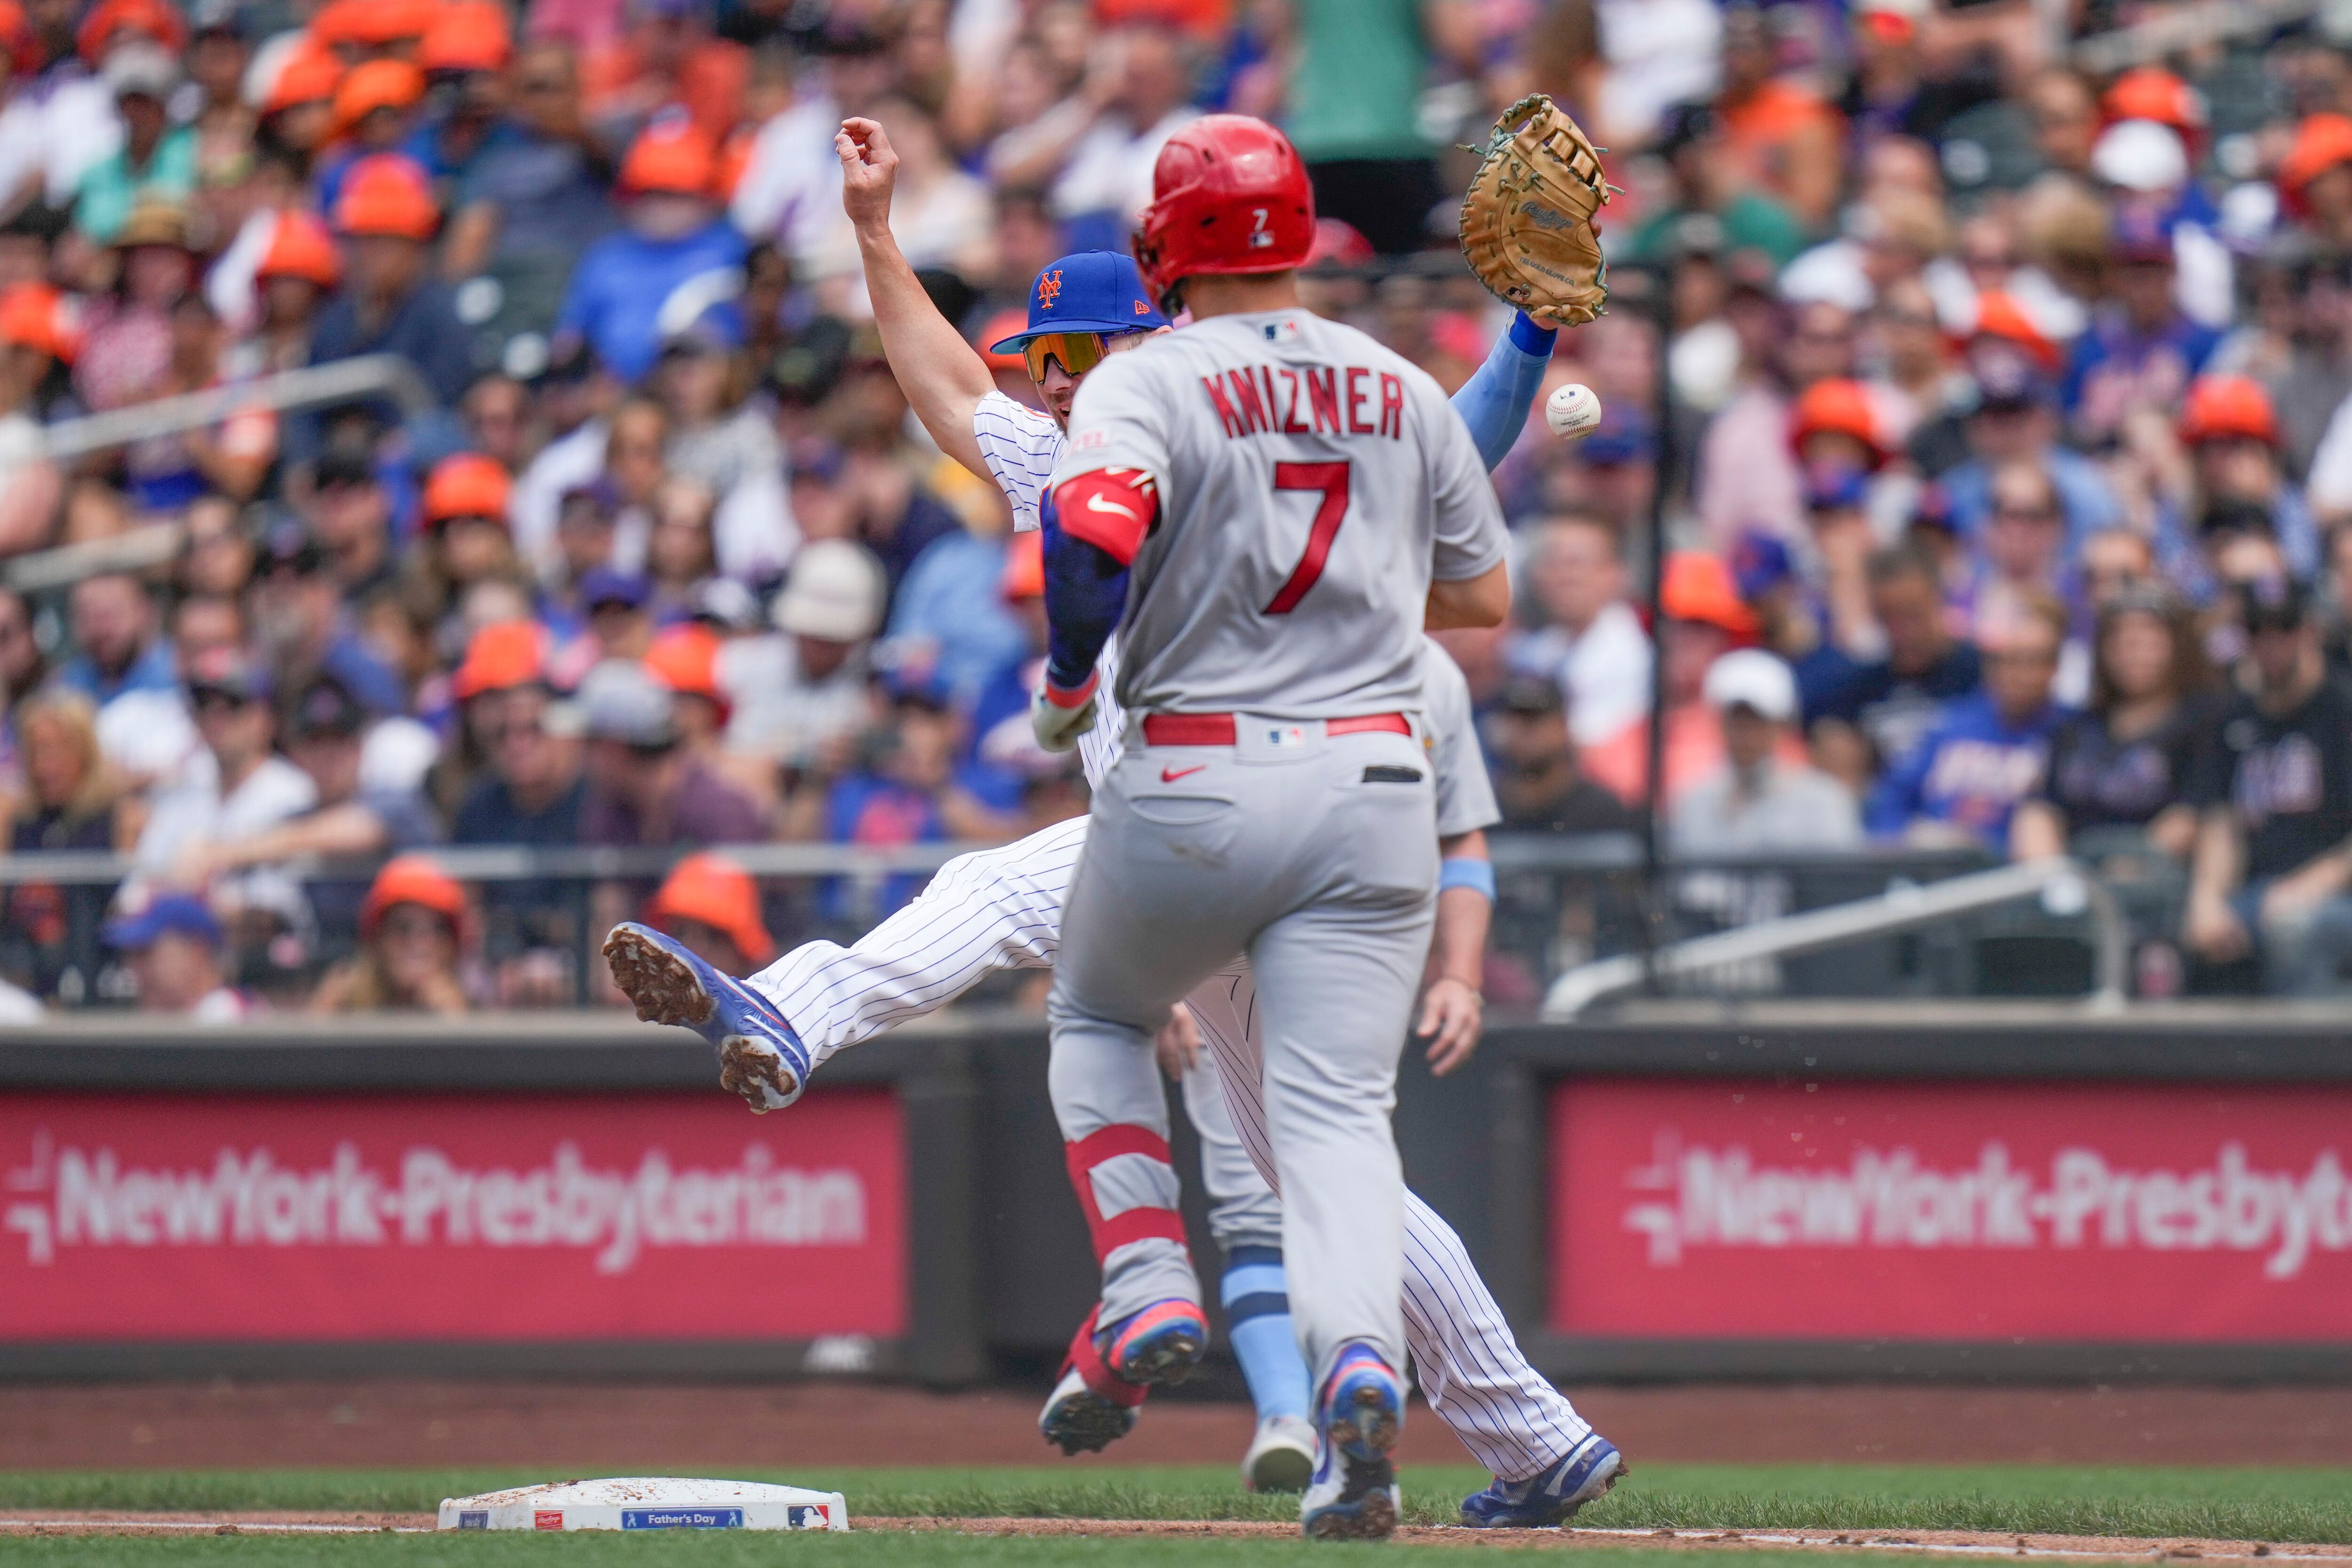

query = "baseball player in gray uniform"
(603, 113), (1622, 1536)
(1027, 114), (1512, 1539)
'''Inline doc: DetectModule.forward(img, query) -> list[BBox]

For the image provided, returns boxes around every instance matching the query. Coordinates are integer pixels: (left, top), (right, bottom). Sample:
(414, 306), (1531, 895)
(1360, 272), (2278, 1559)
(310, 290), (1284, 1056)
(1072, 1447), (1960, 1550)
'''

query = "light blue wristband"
(1438, 857), (1497, 900)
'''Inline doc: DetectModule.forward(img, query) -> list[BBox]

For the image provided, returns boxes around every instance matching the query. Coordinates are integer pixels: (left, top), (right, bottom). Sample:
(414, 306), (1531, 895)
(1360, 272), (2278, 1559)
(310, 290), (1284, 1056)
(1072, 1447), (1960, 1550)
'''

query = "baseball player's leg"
(748, 816), (1088, 1070)
(1191, 939), (1605, 1488)
(606, 815), (1090, 1112)
(1244, 759), (1437, 1394)
(1180, 1042), (1315, 1488)
(1048, 794), (1262, 1337)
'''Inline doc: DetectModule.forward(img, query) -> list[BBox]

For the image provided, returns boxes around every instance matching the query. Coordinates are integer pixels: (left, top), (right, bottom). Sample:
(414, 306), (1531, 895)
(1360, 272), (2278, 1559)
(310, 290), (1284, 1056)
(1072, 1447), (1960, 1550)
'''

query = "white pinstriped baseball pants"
(746, 815), (1594, 1481)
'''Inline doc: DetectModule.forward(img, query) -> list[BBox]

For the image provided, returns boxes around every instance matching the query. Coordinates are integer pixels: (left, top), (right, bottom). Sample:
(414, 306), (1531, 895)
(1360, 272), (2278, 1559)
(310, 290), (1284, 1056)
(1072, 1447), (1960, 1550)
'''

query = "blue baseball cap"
(580, 567), (651, 611)
(986, 252), (1168, 354)
(1729, 530), (1795, 601)
(105, 894), (223, 952)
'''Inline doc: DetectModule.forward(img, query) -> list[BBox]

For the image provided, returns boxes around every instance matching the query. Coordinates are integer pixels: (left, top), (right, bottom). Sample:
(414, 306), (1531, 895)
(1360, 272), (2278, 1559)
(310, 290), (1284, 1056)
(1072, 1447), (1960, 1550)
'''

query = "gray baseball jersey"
(974, 393), (1494, 828)
(1048, 309), (1508, 720)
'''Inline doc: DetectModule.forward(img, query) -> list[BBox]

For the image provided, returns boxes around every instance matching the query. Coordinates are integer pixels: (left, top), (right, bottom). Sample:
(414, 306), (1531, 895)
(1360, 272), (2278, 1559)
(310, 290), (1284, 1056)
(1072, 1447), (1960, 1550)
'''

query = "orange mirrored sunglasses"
(1022, 330), (1110, 383)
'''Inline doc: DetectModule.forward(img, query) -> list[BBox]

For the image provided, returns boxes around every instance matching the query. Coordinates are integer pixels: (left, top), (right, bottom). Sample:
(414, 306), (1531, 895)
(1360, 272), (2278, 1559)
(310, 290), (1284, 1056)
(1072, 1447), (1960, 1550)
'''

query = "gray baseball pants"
(1048, 718), (1437, 1391)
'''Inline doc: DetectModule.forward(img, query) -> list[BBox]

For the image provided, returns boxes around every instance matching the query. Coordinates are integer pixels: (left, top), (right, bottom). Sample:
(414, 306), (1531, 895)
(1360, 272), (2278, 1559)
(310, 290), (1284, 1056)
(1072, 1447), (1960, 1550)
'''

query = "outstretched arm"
(836, 117), (995, 480)
(1451, 312), (1559, 470)
(1420, 827), (1492, 1074)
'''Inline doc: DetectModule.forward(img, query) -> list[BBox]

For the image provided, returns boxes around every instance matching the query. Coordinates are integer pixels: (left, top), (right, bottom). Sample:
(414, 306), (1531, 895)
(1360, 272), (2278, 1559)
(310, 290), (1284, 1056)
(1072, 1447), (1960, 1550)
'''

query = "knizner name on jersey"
(1200, 358), (1410, 441)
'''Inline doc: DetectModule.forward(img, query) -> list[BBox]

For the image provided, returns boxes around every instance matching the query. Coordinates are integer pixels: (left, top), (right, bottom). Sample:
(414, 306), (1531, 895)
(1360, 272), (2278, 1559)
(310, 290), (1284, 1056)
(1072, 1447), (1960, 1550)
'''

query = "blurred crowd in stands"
(0, 0), (2351, 1015)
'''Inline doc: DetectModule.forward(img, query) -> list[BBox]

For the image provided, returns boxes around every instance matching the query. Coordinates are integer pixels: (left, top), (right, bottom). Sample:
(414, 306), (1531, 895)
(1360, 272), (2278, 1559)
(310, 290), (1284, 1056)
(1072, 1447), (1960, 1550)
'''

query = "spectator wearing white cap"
(1670, 649), (1861, 860)
(719, 539), (888, 774)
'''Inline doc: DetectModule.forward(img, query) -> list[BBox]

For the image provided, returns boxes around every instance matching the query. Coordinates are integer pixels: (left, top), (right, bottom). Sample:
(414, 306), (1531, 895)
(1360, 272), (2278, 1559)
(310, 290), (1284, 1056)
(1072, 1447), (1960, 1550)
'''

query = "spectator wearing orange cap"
(1579, 552), (1808, 810)
(1935, 296), (2123, 550)
(554, 116), (745, 382)
(252, 40), (345, 158)
(443, 621), (587, 1002)
(230, 209), (342, 375)
(313, 59), (428, 214)
(2278, 114), (2352, 253)
(314, 854), (474, 1014)
(643, 852), (770, 979)
(2162, 375), (2318, 602)
(312, 153), (479, 406)
(415, 454), (522, 629)
(0, 284), (64, 557)
(312, 0), (437, 61)
(399, 2), (516, 192)
(644, 621), (729, 758)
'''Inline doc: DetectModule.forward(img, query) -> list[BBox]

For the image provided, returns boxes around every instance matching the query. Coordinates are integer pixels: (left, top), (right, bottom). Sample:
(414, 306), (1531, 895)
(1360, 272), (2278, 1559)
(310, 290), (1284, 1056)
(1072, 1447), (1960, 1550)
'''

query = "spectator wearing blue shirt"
(2061, 212), (2221, 452)
(311, 154), (481, 409)
(441, 40), (619, 342)
(57, 573), (177, 707)
(1868, 593), (2073, 848)
(555, 118), (746, 385)
(1938, 346), (2121, 553)
(885, 527), (1029, 712)
(797, 673), (1023, 921)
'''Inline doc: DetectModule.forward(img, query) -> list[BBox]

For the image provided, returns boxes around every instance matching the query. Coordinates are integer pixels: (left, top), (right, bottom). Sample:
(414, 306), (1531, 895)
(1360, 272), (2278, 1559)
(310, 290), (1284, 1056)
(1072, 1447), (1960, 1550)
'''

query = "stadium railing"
(0, 834), (2152, 1012)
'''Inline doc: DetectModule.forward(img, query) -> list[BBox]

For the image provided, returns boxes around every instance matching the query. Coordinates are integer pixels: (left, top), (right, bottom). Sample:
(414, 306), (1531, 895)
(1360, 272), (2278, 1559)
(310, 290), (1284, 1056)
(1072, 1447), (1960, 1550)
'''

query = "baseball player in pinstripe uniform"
(604, 114), (1622, 1534)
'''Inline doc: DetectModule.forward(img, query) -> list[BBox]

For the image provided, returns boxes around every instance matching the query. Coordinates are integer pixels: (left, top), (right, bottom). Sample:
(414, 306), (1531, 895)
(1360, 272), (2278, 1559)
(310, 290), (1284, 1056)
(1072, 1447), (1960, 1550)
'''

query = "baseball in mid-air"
(1546, 382), (1602, 441)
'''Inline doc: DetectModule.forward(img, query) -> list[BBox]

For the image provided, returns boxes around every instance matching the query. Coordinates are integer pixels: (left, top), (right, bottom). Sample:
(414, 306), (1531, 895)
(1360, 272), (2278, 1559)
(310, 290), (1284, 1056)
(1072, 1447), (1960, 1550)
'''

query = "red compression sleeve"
(1053, 468), (1158, 565)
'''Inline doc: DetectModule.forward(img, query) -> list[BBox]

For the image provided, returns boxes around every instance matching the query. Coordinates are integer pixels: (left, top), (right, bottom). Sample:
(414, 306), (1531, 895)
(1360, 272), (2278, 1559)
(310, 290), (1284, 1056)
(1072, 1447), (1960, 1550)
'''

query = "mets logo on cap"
(1037, 270), (1063, 309)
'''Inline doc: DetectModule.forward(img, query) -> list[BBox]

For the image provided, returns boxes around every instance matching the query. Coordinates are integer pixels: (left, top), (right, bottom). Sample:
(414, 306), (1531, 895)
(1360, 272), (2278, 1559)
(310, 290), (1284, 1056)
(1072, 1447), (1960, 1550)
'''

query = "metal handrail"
(2071, 0), (2321, 72)
(0, 838), (976, 888)
(1540, 858), (2130, 1020)
(30, 354), (436, 465)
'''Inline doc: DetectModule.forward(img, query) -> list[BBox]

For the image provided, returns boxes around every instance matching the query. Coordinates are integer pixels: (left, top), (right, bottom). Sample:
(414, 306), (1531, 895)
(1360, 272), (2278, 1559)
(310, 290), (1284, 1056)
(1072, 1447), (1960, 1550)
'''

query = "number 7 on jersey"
(1262, 461), (1351, 614)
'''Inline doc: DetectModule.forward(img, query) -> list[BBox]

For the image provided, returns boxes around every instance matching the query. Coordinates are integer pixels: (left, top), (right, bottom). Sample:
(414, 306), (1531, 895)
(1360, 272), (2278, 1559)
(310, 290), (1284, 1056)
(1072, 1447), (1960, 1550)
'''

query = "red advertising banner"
(0, 1090), (906, 1341)
(1549, 1079), (2352, 1342)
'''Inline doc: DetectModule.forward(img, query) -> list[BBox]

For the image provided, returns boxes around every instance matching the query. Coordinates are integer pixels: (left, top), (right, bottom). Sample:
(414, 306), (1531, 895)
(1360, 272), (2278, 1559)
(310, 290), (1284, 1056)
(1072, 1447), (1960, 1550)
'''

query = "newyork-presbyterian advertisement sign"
(1550, 1079), (2352, 1341)
(0, 1090), (906, 1341)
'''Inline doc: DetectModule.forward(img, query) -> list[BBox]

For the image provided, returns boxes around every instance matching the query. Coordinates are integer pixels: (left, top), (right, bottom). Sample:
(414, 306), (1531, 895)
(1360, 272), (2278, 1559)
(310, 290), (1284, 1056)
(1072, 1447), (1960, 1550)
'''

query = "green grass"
(4, 1464), (2349, 1562)
(0, 1538), (1821, 1568)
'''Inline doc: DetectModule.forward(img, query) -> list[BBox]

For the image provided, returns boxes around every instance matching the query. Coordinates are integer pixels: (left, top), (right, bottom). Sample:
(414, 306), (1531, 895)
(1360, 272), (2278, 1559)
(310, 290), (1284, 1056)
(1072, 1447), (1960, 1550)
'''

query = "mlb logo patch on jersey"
(1262, 319), (1300, 344)
(1264, 724), (1308, 748)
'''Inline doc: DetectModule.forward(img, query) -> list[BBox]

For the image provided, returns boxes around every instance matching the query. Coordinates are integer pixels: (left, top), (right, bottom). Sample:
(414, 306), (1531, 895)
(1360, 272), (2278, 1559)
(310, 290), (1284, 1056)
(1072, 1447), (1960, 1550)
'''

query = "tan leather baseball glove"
(1458, 94), (1619, 328)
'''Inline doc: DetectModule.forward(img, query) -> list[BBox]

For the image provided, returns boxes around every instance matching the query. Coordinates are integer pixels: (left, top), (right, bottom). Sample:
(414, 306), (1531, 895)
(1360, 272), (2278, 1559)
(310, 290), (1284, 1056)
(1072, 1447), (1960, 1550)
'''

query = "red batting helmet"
(1131, 115), (1315, 311)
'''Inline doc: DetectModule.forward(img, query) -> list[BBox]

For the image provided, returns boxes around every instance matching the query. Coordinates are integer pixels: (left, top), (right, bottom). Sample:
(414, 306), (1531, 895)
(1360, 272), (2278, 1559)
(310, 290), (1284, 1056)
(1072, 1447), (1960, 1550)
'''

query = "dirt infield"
(3, 1512), (2351, 1562)
(4, 1382), (2350, 1471)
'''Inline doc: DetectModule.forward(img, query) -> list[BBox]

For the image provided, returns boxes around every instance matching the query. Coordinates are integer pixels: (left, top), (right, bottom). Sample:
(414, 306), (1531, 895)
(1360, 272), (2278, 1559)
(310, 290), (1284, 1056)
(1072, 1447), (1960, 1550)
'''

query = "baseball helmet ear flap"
(1133, 114), (1316, 312)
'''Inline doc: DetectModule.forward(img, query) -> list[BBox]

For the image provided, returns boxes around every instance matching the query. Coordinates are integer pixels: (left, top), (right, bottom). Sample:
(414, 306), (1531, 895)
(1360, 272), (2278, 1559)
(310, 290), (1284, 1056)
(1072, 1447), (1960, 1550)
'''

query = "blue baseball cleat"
(1299, 1343), (1403, 1540)
(603, 922), (810, 1113)
(1460, 1432), (1627, 1528)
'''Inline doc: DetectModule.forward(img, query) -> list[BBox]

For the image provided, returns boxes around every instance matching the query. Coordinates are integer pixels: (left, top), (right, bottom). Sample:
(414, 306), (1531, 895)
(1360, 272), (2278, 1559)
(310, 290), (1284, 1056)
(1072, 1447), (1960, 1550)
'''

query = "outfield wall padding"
(1, 1008), (2346, 1384)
